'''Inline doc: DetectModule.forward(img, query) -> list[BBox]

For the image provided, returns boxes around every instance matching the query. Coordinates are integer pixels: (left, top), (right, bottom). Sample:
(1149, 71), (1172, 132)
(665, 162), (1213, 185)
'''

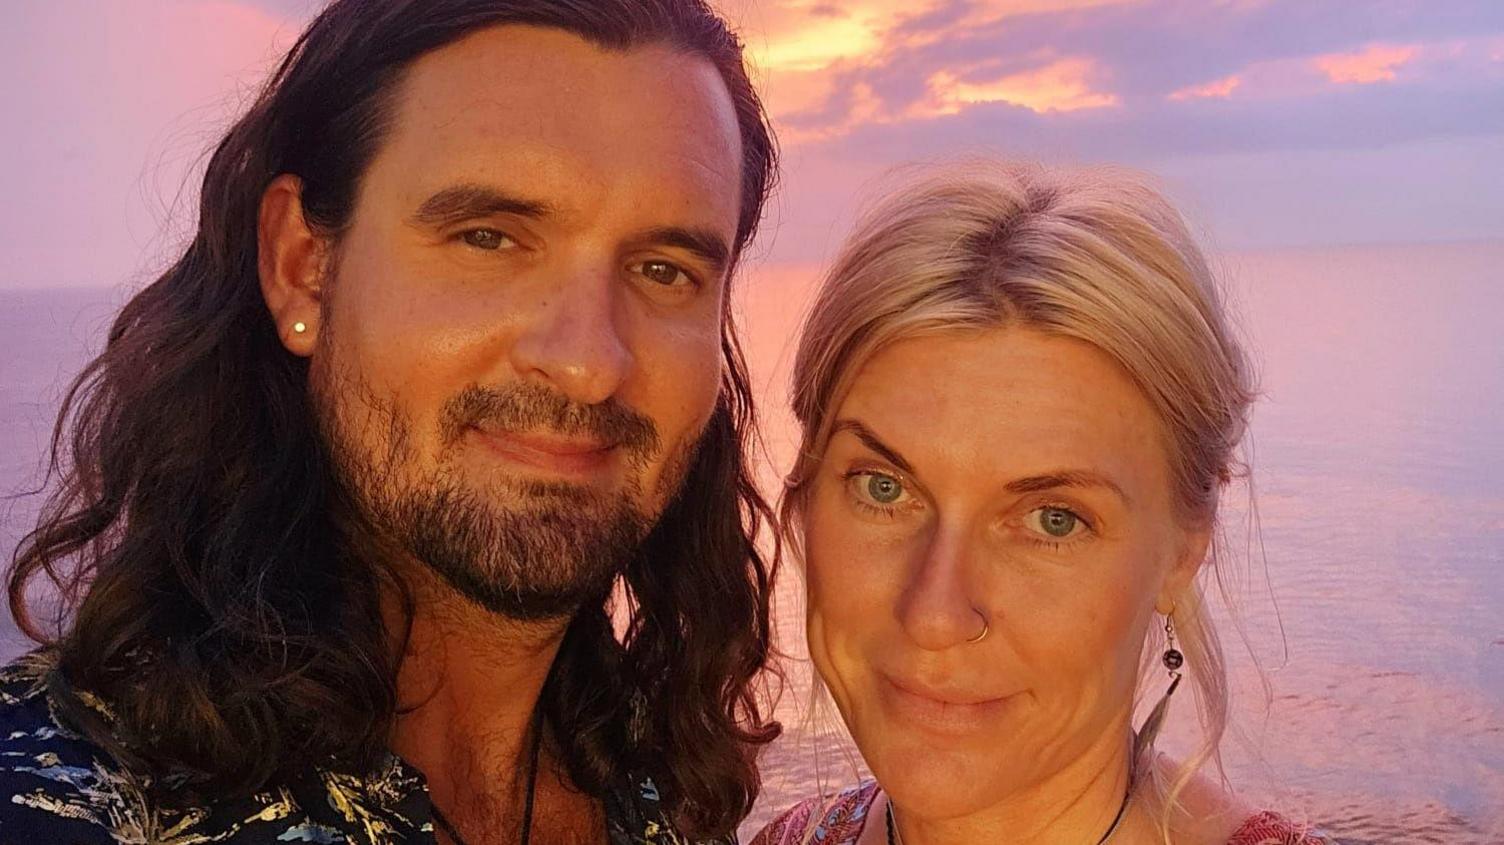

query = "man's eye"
(460, 228), (513, 251)
(634, 260), (693, 287)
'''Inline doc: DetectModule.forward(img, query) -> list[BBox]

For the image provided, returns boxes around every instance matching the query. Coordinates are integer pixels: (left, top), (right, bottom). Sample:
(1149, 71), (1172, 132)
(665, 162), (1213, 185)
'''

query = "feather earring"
(1134, 613), (1184, 764)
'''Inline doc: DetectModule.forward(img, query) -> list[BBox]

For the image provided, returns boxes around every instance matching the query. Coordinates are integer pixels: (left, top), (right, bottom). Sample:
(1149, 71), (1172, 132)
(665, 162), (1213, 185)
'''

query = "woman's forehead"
(834, 329), (1171, 496)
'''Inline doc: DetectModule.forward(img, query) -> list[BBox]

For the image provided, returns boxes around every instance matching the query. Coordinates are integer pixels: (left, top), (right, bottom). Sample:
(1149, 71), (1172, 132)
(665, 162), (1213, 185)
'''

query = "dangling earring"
(1133, 613), (1184, 764)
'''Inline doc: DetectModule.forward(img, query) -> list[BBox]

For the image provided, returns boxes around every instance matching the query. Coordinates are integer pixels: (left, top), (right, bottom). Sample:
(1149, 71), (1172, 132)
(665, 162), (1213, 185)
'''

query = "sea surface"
(3, 240), (1502, 843)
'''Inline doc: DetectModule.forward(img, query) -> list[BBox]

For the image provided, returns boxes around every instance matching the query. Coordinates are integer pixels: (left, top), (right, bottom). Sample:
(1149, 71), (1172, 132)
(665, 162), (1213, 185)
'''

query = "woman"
(753, 163), (1329, 844)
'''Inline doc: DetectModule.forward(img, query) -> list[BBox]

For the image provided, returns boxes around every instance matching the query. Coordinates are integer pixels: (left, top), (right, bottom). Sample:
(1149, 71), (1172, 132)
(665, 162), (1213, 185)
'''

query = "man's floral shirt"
(0, 651), (727, 844)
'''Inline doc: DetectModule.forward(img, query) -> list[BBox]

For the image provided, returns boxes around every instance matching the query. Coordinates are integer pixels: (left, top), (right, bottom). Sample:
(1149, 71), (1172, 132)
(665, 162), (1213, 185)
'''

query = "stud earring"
(293, 321), (307, 334)
(1133, 612), (1185, 763)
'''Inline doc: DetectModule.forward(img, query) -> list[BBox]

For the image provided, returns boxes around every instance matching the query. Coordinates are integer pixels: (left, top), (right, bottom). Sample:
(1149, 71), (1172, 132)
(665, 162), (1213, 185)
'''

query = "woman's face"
(803, 327), (1206, 820)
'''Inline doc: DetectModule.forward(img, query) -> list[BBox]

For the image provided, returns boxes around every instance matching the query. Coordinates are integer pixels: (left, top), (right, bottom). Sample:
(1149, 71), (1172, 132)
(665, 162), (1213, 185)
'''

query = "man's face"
(311, 25), (744, 617)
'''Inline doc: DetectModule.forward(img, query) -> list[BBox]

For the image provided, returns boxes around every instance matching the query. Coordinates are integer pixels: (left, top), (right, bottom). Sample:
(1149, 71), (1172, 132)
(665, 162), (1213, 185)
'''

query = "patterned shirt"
(0, 651), (725, 844)
(749, 780), (1336, 845)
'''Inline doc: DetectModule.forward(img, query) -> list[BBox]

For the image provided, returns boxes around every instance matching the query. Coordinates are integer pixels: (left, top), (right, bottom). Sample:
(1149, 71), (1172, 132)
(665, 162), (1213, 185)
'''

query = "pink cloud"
(1313, 43), (1420, 85)
(1168, 74), (1243, 101)
(1167, 37), (1500, 103)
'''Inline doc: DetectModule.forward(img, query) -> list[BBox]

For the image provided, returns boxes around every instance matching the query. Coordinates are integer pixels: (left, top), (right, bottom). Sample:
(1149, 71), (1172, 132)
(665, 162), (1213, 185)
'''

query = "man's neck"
(385, 568), (585, 843)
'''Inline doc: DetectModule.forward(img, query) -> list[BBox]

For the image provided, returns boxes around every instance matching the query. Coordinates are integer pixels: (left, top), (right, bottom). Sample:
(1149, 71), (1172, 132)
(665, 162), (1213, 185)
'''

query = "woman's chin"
(862, 736), (1017, 821)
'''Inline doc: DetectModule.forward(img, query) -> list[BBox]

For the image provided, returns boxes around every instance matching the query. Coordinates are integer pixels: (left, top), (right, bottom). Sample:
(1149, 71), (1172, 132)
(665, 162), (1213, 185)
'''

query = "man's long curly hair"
(6, 0), (780, 836)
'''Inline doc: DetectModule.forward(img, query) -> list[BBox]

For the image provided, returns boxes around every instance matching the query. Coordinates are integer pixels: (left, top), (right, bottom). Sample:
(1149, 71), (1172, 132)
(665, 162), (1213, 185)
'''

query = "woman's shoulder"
(747, 780), (881, 845)
(1146, 757), (1332, 845)
(1226, 810), (1336, 845)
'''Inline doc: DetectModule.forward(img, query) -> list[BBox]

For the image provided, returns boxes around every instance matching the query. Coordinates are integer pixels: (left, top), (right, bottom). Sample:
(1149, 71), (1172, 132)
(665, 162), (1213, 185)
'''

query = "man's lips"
(467, 426), (616, 476)
(878, 672), (1017, 735)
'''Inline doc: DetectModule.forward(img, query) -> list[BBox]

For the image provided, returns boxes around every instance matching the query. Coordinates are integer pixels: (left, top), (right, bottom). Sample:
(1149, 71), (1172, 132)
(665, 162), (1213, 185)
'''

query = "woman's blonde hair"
(778, 160), (1258, 839)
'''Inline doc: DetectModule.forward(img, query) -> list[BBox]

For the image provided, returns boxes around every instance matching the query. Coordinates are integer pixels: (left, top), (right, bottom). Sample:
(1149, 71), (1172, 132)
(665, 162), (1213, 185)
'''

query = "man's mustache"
(439, 382), (660, 459)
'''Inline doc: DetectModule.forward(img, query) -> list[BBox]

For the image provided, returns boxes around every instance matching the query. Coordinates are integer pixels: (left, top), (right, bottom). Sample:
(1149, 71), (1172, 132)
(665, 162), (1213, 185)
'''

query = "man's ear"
(1156, 527), (1212, 616)
(258, 174), (326, 357)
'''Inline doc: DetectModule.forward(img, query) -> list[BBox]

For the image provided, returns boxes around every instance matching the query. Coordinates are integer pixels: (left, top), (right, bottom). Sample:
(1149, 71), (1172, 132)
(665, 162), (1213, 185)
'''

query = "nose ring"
(967, 611), (990, 644)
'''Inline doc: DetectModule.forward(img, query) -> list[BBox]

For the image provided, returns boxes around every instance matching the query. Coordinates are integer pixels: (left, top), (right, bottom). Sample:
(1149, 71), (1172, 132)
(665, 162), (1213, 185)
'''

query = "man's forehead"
(372, 24), (743, 231)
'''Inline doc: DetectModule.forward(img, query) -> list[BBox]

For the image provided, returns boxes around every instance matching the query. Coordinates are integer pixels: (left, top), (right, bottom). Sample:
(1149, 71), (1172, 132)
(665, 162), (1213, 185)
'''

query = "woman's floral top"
(749, 781), (1336, 845)
(0, 651), (726, 844)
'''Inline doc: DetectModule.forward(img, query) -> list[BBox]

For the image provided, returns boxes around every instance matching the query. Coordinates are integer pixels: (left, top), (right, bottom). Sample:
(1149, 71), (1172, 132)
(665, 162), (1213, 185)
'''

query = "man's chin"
(427, 562), (611, 621)
(396, 494), (649, 622)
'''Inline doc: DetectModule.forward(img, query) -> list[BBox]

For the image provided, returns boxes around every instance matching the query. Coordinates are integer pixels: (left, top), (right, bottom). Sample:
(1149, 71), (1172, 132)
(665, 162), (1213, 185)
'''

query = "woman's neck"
(881, 724), (1139, 845)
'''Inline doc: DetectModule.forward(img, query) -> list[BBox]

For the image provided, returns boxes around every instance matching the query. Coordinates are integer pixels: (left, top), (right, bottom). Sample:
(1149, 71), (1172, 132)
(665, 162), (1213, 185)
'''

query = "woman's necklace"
(430, 710), (543, 845)
(884, 784), (1134, 845)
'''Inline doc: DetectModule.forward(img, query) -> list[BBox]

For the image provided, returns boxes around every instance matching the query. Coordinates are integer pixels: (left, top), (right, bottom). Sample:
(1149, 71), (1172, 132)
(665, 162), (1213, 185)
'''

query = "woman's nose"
(895, 525), (988, 652)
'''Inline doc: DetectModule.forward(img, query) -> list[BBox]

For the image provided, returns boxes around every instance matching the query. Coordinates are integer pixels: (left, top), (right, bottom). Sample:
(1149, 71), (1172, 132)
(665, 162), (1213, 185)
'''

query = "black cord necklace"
(884, 782), (1133, 845)
(431, 710), (543, 845)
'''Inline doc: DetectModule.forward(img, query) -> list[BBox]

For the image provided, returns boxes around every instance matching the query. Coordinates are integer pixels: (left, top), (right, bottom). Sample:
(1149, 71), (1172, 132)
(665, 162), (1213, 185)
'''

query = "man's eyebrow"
(409, 184), (556, 225)
(635, 225), (732, 278)
(830, 419), (916, 476)
(1005, 471), (1132, 506)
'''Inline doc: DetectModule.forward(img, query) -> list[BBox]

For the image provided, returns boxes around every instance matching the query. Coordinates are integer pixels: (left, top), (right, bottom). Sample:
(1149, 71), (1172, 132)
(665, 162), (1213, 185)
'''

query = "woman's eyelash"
(840, 469), (911, 517)
(1023, 503), (1094, 549)
(835, 470), (1096, 548)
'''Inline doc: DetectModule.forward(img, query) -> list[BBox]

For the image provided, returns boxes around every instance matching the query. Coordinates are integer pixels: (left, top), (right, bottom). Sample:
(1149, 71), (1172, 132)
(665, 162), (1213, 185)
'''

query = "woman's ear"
(258, 174), (326, 357)
(1156, 527), (1212, 615)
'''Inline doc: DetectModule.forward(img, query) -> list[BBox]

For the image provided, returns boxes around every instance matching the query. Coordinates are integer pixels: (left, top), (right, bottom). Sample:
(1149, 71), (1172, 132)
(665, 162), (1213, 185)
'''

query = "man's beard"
(317, 373), (693, 621)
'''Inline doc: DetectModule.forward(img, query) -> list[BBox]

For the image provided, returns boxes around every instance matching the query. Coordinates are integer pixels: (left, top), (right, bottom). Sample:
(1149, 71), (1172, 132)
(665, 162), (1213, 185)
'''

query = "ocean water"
(3, 241), (1502, 843)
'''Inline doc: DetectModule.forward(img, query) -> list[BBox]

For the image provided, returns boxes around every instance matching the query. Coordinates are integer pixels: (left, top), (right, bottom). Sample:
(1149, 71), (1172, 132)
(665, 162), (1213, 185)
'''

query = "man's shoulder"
(0, 650), (128, 843)
(0, 651), (422, 844)
(0, 649), (119, 775)
(607, 773), (737, 845)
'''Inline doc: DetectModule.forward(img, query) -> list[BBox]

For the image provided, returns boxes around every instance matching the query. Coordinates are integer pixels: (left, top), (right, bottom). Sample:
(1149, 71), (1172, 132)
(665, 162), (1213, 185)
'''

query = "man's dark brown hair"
(7, 0), (779, 836)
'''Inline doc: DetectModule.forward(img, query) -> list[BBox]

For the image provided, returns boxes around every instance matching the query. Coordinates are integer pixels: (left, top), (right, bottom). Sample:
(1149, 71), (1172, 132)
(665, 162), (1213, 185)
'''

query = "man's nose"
(895, 523), (989, 652)
(508, 266), (634, 407)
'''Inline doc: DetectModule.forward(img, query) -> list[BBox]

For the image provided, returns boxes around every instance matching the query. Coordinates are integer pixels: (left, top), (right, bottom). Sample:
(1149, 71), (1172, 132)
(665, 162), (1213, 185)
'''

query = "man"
(0, 1), (779, 843)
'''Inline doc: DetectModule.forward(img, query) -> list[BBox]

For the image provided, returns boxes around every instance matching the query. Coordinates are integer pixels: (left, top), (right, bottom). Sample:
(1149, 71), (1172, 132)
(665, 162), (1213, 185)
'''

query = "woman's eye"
(1025, 506), (1087, 540)
(634, 260), (693, 287)
(460, 228), (512, 251)
(849, 471), (911, 507)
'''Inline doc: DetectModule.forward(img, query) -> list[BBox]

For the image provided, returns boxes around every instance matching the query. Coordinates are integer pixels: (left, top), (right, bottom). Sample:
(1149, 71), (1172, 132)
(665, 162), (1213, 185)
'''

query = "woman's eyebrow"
(1004, 471), (1132, 506)
(830, 420), (1130, 506)
(830, 419), (916, 475)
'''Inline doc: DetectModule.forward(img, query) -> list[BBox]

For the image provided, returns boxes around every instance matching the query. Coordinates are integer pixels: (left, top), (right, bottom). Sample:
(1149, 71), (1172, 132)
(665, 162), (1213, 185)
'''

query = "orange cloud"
(904, 0), (1142, 48)
(741, 0), (1141, 120)
(1314, 44), (1420, 84)
(740, 0), (916, 73)
(756, 14), (882, 71)
(918, 57), (1120, 116)
(1169, 74), (1242, 101)
(741, 0), (1142, 69)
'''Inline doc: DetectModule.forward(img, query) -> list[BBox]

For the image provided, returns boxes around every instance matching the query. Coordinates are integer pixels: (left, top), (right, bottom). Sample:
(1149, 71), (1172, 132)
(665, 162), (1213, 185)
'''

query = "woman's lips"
(877, 673), (1017, 736)
(468, 426), (615, 477)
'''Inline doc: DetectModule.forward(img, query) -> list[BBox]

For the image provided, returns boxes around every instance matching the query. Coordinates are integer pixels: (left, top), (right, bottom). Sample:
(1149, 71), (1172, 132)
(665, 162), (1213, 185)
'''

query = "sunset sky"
(2, 0), (1502, 289)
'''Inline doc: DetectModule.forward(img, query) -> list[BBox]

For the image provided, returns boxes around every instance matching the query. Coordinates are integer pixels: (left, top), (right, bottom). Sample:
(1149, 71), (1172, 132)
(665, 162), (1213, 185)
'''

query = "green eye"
(866, 474), (904, 504)
(1037, 507), (1079, 538)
